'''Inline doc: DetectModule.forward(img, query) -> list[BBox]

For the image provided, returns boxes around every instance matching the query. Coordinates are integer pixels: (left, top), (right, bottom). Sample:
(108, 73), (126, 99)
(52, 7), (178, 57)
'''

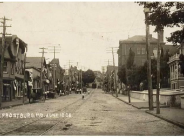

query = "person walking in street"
(82, 93), (85, 99)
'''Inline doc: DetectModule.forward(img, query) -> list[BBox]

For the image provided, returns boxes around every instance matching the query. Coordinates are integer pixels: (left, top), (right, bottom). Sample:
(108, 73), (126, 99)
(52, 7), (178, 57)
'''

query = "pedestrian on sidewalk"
(140, 82), (143, 91)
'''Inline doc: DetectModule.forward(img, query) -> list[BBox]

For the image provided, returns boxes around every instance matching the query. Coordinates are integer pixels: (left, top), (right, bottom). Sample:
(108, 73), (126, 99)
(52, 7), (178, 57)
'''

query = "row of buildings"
(1, 35), (102, 104)
(0, 35), (65, 103)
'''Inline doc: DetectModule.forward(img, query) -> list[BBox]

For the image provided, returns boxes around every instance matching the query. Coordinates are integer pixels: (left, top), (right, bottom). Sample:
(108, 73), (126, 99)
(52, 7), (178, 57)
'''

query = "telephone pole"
(23, 50), (28, 104)
(144, 8), (153, 111)
(0, 16), (11, 107)
(39, 47), (47, 92)
(104, 60), (112, 92)
(48, 45), (60, 91)
(68, 60), (73, 91)
(106, 47), (118, 97)
(156, 30), (161, 114)
(112, 47), (118, 97)
(105, 59), (112, 66)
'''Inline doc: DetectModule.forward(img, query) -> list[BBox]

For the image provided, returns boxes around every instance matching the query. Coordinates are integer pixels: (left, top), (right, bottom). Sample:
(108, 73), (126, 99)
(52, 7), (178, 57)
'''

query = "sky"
(0, 2), (178, 72)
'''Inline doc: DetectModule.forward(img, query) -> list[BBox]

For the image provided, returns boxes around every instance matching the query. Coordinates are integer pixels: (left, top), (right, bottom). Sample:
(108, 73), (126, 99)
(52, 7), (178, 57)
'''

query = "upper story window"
(141, 59), (146, 66)
(142, 48), (146, 54)
(137, 48), (140, 55)
(3, 62), (8, 73)
(21, 61), (23, 75)
(11, 63), (14, 75)
(153, 48), (158, 58)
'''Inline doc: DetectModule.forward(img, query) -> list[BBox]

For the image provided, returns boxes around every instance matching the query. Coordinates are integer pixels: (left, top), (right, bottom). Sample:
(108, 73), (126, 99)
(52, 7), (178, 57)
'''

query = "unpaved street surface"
(0, 89), (184, 136)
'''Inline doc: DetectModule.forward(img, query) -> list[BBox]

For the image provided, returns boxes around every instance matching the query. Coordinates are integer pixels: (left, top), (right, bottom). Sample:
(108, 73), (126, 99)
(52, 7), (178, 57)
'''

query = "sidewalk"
(112, 93), (184, 129)
(147, 108), (184, 129)
(1, 99), (30, 109)
(114, 94), (167, 109)
(0, 93), (69, 110)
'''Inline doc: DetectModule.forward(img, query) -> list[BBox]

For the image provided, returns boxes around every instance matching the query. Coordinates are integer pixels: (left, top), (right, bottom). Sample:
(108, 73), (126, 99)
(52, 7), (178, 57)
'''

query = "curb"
(145, 110), (184, 129)
(0, 97), (55, 110)
(0, 102), (30, 110)
(111, 94), (169, 109)
(111, 94), (140, 109)
(111, 93), (184, 129)
(0, 93), (72, 110)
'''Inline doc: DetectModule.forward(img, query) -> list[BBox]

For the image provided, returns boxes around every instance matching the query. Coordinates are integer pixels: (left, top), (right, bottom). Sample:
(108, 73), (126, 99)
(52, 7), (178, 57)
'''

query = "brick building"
(118, 33), (177, 67)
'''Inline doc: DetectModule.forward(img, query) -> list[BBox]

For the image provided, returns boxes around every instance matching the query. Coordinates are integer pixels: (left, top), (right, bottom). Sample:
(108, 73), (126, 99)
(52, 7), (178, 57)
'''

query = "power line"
(9, 27), (145, 34)
(128, 8), (142, 37)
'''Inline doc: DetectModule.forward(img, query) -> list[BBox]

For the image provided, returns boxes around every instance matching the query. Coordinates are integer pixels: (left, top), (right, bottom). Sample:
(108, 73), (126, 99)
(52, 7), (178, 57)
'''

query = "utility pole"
(156, 30), (161, 114)
(23, 50), (28, 104)
(112, 47), (118, 97)
(80, 69), (82, 91)
(48, 45), (60, 91)
(39, 47), (47, 93)
(105, 60), (112, 92)
(68, 60), (73, 92)
(106, 47), (118, 95)
(105, 59), (112, 66)
(144, 8), (154, 111)
(0, 16), (11, 107)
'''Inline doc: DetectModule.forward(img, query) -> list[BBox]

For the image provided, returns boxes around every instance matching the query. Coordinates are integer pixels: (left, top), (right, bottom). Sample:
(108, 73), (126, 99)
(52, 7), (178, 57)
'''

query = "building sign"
(28, 81), (33, 86)
(16, 38), (19, 45)
(65, 69), (69, 75)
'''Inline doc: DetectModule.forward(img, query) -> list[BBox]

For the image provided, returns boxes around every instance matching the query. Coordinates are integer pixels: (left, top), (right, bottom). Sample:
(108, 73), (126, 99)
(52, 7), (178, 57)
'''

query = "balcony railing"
(169, 54), (180, 63)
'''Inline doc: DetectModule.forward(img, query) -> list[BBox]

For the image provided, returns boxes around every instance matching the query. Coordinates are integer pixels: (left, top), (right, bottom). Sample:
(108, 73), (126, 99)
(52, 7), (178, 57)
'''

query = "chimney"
(160, 30), (164, 42)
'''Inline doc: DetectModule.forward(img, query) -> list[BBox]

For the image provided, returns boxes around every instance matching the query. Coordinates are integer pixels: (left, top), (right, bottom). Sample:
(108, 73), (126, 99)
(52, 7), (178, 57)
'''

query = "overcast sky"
(0, 2), (177, 71)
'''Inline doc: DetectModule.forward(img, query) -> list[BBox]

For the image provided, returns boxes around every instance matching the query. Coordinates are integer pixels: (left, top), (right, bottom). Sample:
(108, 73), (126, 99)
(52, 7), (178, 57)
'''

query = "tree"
(137, 2), (184, 45)
(117, 65), (127, 85)
(127, 48), (135, 69)
(82, 69), (95, 85)
(160, 50), (170, 87)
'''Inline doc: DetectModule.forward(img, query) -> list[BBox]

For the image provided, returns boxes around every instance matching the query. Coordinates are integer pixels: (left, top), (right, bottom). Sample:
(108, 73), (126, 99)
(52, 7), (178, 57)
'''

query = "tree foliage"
(127, 48), (135, 69)
(117, 65), (127, 85)
(118, 49), (170, 90)
(137, 2), (184, 45)
(82, 69), (95, 85)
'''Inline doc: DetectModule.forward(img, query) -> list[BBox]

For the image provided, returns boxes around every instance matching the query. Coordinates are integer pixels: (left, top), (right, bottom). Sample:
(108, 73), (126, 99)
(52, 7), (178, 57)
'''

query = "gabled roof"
(50, 58), (59, 64)
(106, 65), (118, 74)
(119, 35), (159, 44)
(49, 58), (63, 70)
(0, 35), (27, 58)
(26, 57), (46, 69)
(0, 35), (27, 50)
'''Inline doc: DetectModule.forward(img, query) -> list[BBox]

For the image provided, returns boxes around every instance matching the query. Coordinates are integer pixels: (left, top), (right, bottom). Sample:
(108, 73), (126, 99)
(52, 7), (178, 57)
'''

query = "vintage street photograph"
(0, 1), (184, 136)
